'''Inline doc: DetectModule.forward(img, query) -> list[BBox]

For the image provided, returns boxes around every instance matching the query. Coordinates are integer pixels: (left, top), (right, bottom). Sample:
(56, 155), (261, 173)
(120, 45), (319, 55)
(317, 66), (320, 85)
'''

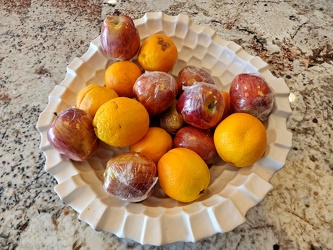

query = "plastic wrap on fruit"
(103, 152), (158, 202)
(176, 82), (225, 129)
(133, 71), (178, 115)
(229, 73), (274, 121)
(177, 65), (215, 93)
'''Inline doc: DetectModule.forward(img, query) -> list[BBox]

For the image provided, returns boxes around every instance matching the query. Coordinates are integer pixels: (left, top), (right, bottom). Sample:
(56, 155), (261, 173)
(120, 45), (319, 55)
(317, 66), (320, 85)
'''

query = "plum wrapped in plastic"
(229, 73), (274, 121)
(176, 82), (225, 129)
(103, 152), (158, 202)
(133, 71), (178, 115)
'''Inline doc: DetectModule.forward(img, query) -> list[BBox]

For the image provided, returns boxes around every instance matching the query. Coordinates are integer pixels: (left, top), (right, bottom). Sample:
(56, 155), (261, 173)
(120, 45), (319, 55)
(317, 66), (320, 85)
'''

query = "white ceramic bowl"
(36, 12), (292, 246)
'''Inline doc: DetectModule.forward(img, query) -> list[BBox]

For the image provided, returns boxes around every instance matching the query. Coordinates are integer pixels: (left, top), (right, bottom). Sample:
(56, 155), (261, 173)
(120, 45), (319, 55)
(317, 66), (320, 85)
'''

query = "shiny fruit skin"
(103, 152), (157, 202)
(176, 82), (225, 129)
(229, 73), (274, 121)
(173, 126), (217, 165)
(133, 71), (178, 115)
(177, 65), (214, 94)
(47, 107), (99, 161)
(100, 15), (140, 61)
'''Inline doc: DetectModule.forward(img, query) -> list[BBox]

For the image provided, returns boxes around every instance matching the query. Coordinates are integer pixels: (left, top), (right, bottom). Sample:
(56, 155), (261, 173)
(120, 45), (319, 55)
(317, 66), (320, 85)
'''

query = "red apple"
(103, 152), (158, 202)
(177, 65), (215, 93)
(133, 71), (178, 115)
(100, 15), (140, 61)
(174, 126), (217, 165)
(176, 82), (225, 129)
(47, 107), (99, 161)
(229, 73), (274, 121)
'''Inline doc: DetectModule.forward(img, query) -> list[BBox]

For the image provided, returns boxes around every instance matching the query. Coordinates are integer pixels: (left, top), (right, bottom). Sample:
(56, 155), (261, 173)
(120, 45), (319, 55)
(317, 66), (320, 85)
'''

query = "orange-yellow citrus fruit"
(213, 113), (267, 167)
(158, 148), (210, 203)
(76, 83), (118, 117)
(104, 61), (142, 97)
(130, 127), (173, 164)
(137, 33), (178, 73)
(93, 97), (149, 147)
(221, 91), (232, 120)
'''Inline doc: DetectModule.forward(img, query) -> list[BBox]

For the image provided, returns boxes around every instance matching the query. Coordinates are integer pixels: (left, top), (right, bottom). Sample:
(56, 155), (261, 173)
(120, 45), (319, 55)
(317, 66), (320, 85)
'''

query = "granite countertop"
(1, 0), (332, 249)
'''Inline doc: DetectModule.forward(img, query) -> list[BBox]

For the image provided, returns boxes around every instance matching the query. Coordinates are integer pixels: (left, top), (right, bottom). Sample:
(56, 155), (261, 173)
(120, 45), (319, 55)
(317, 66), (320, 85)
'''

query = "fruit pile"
(47, 15), (274, 204)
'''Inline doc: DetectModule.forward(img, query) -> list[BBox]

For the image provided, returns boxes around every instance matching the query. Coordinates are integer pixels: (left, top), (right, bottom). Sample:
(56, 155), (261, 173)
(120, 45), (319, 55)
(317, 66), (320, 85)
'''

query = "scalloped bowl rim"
(36, 12), (292, 246)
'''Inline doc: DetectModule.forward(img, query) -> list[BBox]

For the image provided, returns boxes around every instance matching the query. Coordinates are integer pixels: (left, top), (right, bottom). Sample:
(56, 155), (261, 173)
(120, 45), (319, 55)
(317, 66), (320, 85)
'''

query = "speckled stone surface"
(0, 1), (332, 249)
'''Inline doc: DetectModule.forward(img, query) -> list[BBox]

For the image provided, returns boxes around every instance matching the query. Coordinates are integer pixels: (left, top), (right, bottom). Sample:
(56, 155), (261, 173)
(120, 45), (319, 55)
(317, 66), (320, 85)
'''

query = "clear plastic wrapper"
(176, 82), (225, 129)
(133, 71), (178, 115)
(177, 65), (215, 93)
(103, 152), (158, 202)
(229, 73), (274, 121)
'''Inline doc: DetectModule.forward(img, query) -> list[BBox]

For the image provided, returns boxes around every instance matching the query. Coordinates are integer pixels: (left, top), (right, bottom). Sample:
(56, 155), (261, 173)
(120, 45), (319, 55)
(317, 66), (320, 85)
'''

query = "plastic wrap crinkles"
(103, 152), (158, 202)
(177, 65), (215, 93)
(176, 82), (225, 129)
(229, 73), (274, 121)
(133, 71), (178, 116)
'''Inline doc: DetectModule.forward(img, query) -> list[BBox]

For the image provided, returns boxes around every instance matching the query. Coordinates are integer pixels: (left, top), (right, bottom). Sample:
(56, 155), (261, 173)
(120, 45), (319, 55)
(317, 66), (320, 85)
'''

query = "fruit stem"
(208, 101), (216, 110)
